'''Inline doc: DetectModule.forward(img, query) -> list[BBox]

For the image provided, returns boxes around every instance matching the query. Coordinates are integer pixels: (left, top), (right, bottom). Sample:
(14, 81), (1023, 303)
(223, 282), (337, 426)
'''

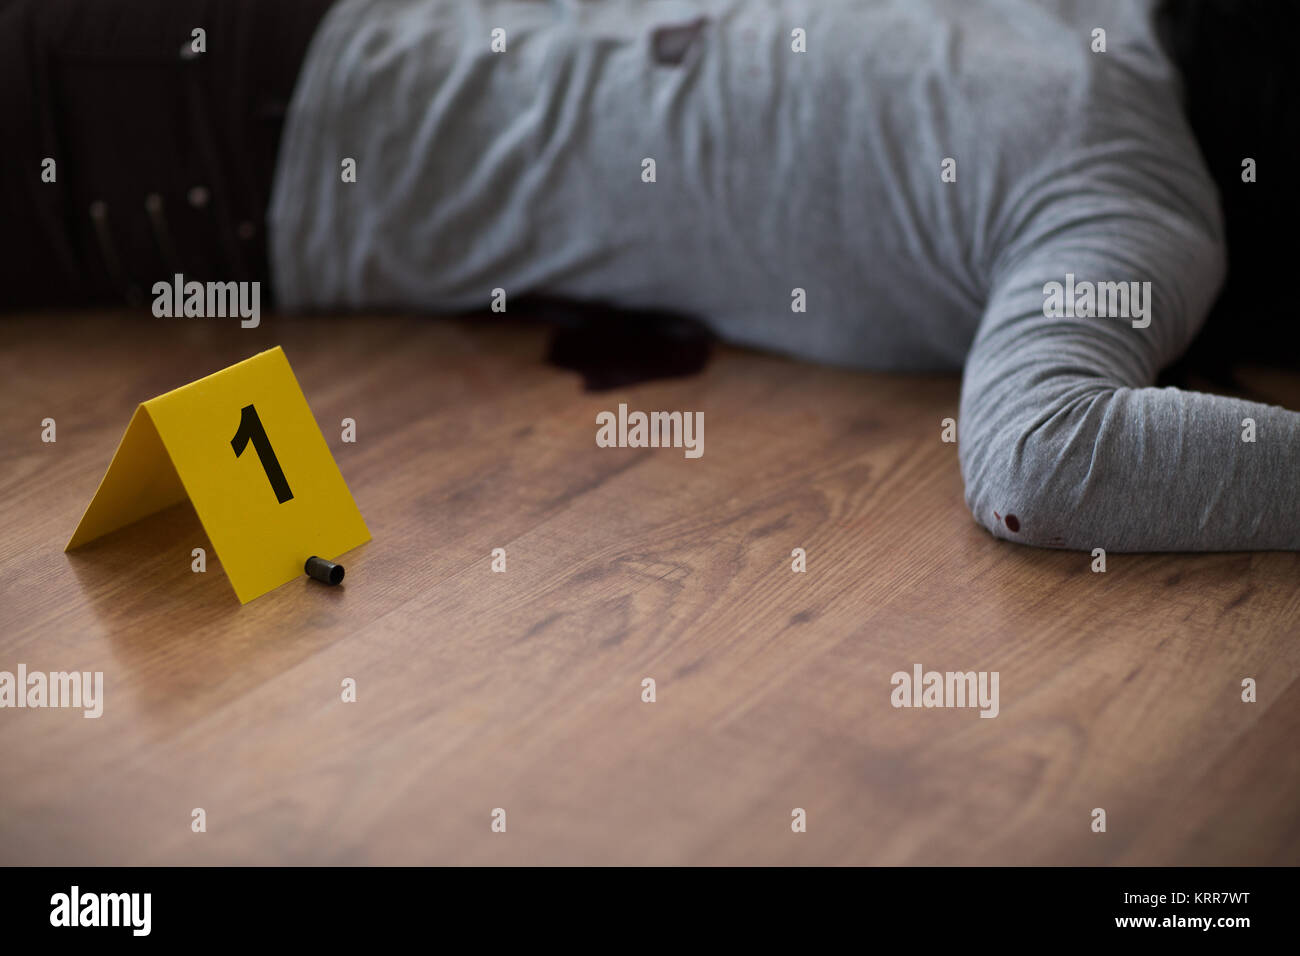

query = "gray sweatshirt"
(268, 0), (1300, 551)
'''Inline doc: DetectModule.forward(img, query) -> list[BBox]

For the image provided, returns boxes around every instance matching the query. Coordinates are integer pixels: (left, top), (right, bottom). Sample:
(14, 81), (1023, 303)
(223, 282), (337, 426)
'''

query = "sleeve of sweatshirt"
(957, 194), (1300, 552)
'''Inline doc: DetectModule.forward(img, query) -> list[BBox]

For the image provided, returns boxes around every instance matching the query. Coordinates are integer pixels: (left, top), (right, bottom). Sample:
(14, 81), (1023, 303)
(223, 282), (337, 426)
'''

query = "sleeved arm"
(958, 202), (1300, 552)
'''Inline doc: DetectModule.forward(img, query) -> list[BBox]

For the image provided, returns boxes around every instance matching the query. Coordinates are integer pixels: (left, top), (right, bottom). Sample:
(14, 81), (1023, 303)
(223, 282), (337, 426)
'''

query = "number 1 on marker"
(231, 403), (294, 503)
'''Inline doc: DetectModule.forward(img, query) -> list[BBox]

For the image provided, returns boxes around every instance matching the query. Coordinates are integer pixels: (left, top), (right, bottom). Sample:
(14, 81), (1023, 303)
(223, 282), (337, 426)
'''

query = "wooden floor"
(2, 312), (1297, 865)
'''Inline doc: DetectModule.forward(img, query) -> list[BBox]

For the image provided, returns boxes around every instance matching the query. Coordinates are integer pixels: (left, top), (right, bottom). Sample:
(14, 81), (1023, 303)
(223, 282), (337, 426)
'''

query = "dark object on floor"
(305, 555), (344, 586)
(534, 298), (715, 391)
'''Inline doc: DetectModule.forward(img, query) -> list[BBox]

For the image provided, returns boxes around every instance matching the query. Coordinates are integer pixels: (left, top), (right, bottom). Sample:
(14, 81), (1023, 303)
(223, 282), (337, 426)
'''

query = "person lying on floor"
(3, 0), (1296, 551)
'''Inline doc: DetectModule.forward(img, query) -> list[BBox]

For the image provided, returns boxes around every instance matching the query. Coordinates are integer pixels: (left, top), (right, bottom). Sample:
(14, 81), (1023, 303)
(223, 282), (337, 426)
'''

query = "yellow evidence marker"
(65, 347), (371, 603)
